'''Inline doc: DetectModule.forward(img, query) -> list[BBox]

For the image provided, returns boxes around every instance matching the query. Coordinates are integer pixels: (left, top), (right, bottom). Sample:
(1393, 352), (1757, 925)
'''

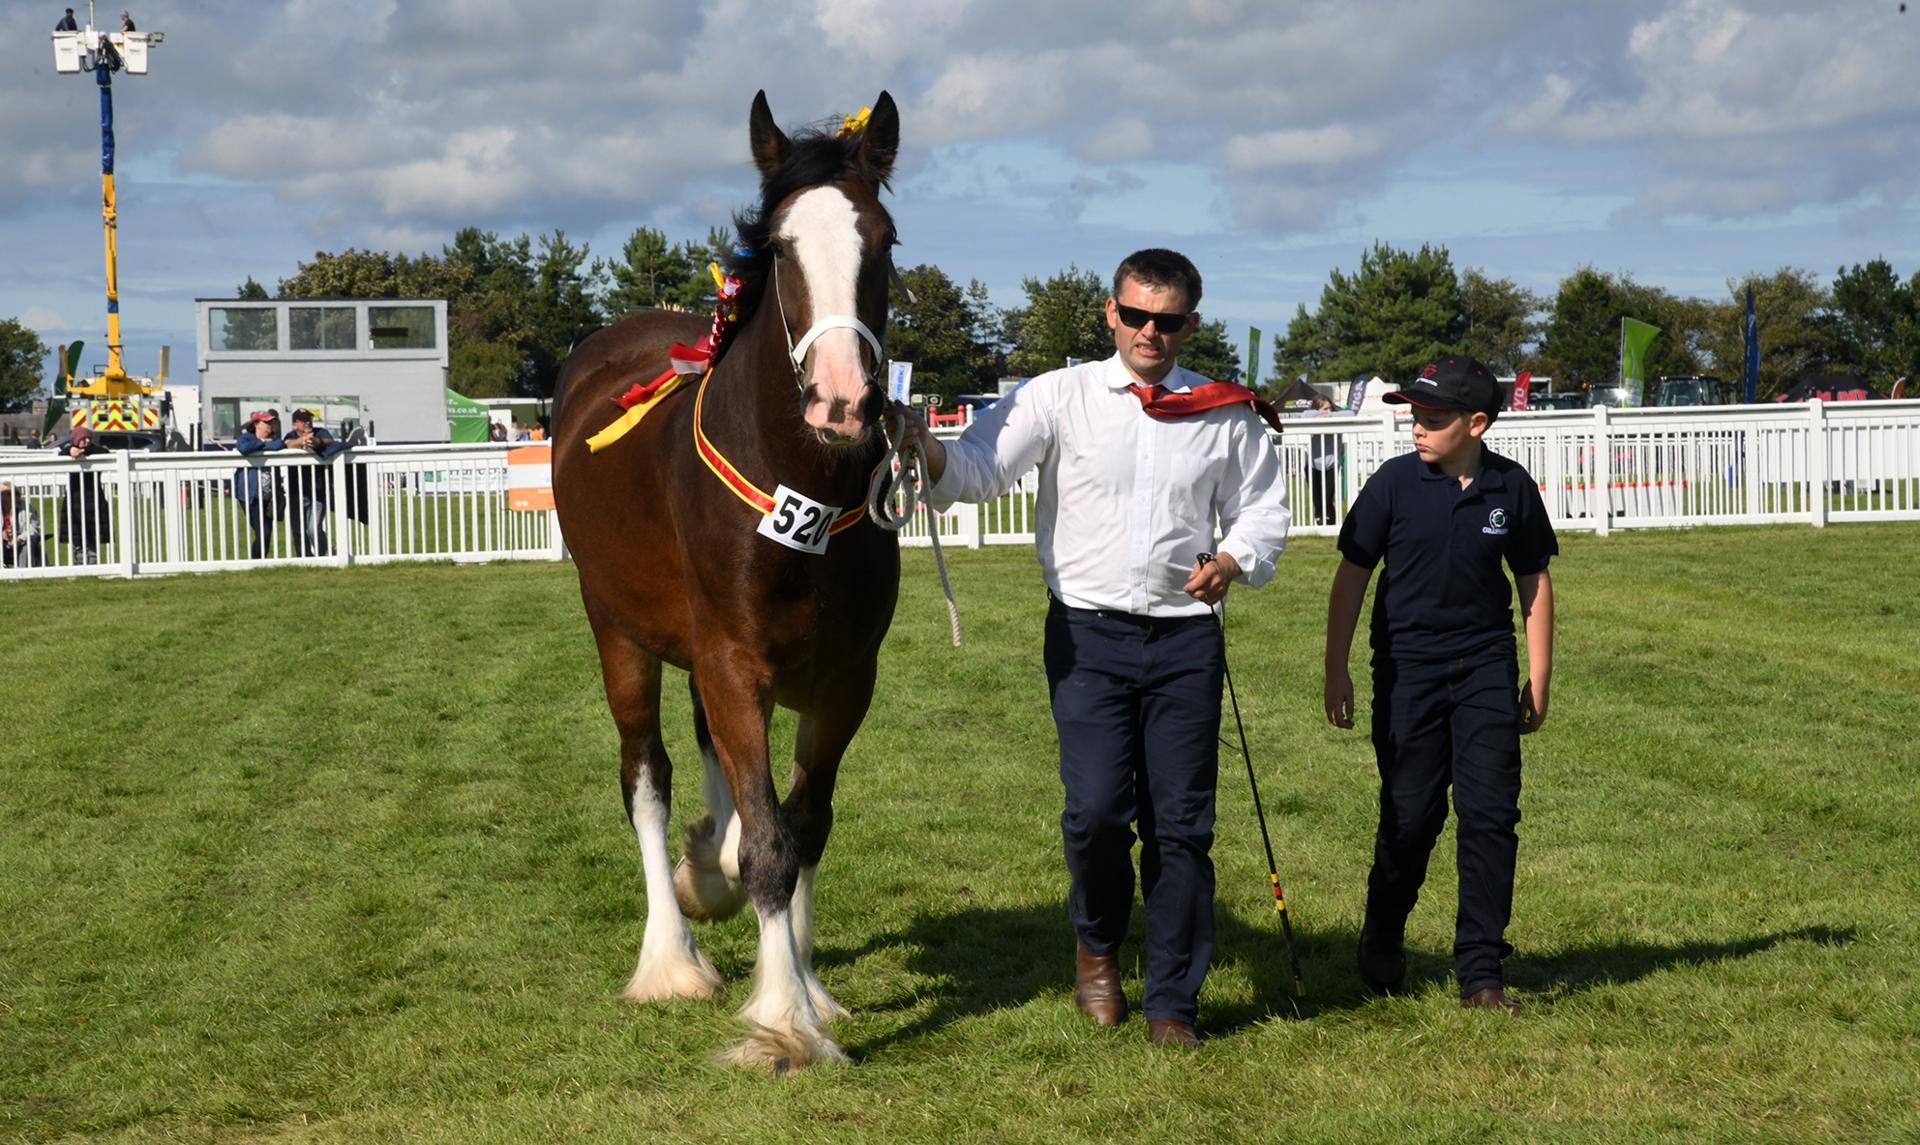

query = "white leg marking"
(623, 777), (721, 1002)
(724, 904), (846, 1072)
(673, 740), (747, 919)
(791, 865), (847, 1020)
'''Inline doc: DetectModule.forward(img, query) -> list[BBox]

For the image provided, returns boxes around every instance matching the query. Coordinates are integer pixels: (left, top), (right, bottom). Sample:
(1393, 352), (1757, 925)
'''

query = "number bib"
(757, 484), (840, 554)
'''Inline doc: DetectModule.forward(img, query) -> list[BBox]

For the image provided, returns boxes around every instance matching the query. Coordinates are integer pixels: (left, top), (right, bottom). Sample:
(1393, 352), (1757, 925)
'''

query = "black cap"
(1383, 355), (1501, 414)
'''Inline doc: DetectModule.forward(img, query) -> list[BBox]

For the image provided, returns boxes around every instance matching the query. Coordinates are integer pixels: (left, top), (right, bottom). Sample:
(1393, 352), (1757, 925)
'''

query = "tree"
(1824, 259), (1918, 382)
(665, 227), (737, 313)
(1003, 266), (1109, 378)
(1271, 242), (1462, 385)
(885, 263), (1000, 404)
(0, 317), (51, 407)
(1537, 267), (1709, 390)
(1696, 269), (1834, 399)
(1177, 318), (1241, 381)
(526, 230), (602, 398)
(1457, 269), (1541, 376)
(598, 226), (694, 318)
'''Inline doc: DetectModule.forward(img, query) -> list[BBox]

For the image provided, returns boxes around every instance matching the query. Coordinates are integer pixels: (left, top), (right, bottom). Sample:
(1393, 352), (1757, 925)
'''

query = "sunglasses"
(1114, 303), (1191, 332)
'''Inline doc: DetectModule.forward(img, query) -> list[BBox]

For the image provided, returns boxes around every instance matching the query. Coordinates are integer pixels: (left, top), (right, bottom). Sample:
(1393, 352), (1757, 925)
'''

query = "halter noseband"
(772, 254), (884, 391)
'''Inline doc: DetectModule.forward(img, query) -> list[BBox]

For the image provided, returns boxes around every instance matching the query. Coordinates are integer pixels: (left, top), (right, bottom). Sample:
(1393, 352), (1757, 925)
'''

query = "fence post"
(548, 509), (567, 561)
(1808, 398), (1829, 528)
(1591, 405), (1611, 536)
(365, 458), (388, 560)
(332, 449), (352, 567)
(115, 449), (137, 576)
(161, 458), (184, 567)
(961, 500), (983, 549)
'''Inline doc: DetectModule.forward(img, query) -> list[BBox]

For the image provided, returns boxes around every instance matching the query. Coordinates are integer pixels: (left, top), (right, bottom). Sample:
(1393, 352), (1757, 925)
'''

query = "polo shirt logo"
(1483, 508), (1508, 536)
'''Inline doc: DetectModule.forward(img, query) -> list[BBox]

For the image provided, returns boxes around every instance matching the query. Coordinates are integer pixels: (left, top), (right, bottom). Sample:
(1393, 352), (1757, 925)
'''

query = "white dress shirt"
(930, 355), (1291, 617)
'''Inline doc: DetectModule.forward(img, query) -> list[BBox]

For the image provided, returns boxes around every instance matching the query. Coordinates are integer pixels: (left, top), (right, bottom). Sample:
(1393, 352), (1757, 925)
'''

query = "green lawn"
(2, 526), (1915, 1143)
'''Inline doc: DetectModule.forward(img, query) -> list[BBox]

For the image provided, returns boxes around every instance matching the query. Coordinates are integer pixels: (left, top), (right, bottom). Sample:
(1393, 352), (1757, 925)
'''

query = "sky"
(6, 0), (1919, 387)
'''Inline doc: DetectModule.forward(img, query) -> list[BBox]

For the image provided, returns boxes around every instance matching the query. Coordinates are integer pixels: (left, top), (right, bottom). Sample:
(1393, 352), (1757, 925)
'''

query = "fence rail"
(4, 401), (1916, 579)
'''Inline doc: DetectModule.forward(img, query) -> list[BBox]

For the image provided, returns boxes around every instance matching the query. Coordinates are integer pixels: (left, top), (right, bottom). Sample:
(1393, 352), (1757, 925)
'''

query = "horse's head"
(736, 90), (899, 448)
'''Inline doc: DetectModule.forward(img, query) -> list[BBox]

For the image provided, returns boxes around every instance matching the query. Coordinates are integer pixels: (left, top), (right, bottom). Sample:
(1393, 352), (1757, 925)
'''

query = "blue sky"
(6, 0), (1918, 386)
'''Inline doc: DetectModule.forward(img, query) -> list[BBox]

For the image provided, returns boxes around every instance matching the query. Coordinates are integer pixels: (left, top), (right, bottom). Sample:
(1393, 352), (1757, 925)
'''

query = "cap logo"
(1420, 364), (1439, 378)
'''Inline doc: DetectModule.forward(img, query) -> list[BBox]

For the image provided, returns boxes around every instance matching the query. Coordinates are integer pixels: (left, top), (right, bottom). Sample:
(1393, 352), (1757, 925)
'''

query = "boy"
(1322, 354), (1556, 1013)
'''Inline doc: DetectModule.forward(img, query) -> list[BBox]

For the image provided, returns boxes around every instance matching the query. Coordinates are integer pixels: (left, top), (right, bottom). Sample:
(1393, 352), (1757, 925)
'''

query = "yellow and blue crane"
(50, 2), (169, 431)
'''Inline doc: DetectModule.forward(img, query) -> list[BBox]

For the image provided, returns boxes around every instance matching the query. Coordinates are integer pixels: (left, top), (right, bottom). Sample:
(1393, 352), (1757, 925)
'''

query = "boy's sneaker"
(1357, 923), (1406, 994)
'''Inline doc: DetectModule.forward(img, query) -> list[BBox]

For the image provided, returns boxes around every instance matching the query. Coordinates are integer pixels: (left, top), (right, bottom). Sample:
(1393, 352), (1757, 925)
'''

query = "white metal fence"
(4, 401), (1915, 579)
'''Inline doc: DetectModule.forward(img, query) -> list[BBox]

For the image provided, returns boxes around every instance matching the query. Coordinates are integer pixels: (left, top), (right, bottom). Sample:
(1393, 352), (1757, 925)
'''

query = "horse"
(550, 91), (902, 1070)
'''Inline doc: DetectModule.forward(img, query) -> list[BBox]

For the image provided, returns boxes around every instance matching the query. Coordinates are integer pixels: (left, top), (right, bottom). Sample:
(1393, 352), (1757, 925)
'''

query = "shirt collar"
(1417, 454), (1505, 490)
(1105, 354), (1195, 394)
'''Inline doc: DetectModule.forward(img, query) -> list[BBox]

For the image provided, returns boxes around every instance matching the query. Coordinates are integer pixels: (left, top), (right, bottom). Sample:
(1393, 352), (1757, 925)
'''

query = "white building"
(194, 298), (451, 442)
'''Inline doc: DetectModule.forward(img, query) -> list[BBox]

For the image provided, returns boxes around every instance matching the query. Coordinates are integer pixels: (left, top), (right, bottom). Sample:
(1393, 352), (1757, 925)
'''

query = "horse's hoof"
(674, 816), (747, 920)
(720, 1023), (848, 1073)
(621, 946), (723, 1003)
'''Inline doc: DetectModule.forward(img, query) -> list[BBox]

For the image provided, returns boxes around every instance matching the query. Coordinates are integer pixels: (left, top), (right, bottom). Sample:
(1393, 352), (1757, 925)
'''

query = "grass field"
(2, 526), (1916, 1143)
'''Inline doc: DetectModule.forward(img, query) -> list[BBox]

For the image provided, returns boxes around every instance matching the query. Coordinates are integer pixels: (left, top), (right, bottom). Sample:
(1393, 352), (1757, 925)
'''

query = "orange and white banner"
(507, 443), (554, 511)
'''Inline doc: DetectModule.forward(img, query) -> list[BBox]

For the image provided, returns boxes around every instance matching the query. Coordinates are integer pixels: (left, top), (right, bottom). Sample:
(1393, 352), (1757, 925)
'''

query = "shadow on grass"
(819, 907), (1852, 1054)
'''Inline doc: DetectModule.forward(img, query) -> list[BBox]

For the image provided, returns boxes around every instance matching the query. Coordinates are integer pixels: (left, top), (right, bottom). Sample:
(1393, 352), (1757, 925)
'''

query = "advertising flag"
(1343, 373), (1369, 413)
(1511, 370), (1532, 411)
(886, 360), (913, 405)
(1743, 285), (1759, 404)
(1246, 326), (1262, 389)
(1620, 317), (1660, 406)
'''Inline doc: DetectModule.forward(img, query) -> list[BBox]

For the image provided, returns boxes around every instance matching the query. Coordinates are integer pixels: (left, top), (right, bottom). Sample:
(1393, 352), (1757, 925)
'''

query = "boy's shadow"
(819, 906), (1852, 1052)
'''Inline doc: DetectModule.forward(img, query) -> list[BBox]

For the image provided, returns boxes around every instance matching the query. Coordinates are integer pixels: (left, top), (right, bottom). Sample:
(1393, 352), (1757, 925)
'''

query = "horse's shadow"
(817, 906), (1852, 1052)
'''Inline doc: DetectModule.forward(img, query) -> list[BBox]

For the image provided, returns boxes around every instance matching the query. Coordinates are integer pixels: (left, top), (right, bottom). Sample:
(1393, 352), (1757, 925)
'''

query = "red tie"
(1127, 381), (1283, 433)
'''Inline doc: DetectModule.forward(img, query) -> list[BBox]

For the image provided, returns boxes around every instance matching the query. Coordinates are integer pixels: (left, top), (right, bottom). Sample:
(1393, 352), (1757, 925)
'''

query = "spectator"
(488, 420), (509, 443)
(119, 10), (135, 31)
(513, 424), (531, 442)
(1305, 392), (1341, 526)
(2, 481), (45, 569)
(233, 411), (284, 559)
(283, 408), (337, 556)
(56, 8), (78, 31)
(58, 425), (111, 565)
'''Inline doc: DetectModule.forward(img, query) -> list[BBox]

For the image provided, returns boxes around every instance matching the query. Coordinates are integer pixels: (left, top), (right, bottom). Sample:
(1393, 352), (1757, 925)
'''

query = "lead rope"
(867, 408), (962, 647)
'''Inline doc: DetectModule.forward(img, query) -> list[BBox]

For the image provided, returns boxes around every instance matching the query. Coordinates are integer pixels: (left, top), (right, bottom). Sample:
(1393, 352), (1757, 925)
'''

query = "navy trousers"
(1044, 597), (1222, 1024)
(1367, 651), (1523, 996)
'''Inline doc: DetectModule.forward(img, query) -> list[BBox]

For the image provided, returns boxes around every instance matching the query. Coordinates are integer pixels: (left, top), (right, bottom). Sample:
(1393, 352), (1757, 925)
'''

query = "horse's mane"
(712, 121), (892, 367)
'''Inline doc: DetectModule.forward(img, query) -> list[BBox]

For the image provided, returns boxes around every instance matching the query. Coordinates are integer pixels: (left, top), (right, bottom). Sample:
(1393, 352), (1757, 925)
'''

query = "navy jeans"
(1044, 597), (1222, 1024)
(1367, 651), (1523, 996)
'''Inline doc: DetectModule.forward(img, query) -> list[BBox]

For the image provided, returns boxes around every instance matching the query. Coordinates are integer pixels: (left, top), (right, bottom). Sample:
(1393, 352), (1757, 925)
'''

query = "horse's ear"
(860, 91), (899, 186)
(749, 90), (788, 178)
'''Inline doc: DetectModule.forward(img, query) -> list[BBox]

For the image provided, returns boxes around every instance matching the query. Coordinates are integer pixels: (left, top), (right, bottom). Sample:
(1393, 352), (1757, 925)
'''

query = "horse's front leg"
(694, 652), (845, 1072)
(586, 612), (720, 1004)
(783, 660), (878, 1022)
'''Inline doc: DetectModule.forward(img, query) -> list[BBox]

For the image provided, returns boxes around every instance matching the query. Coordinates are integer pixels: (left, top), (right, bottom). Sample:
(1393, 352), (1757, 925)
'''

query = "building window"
(290, 306), (357, 350)
(292, 395), (362, 436)
(368, 306), (435, 350)
(210, 307), (278, 352)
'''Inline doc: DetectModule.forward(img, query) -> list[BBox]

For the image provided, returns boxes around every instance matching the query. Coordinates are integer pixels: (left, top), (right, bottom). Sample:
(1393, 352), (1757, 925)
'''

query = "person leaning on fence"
(1305, 392), (1341, 525)
(233, 411), (285, 559)
(283, 408), (339, 556)
(59, 425), (111, 565)
(903, 248), (1291, 1048)
(2, 481), (45, 569)
(1322, 354), (1557, 1014)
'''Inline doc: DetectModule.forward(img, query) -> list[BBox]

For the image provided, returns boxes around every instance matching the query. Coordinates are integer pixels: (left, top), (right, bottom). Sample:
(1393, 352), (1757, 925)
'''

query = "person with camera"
(233, 411), (285, 559)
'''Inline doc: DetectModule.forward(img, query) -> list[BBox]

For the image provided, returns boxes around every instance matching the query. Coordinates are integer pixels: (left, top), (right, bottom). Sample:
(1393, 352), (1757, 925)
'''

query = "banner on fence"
(507, 443), (554, 511)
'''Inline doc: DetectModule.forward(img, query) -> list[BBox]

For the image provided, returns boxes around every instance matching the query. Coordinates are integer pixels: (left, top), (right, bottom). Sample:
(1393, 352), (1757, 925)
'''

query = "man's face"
(1106, 275), (1196, 384)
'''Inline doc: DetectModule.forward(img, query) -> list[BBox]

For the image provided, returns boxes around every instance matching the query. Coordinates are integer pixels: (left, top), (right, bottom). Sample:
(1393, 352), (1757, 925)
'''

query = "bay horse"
(551, 91), (901, 1070)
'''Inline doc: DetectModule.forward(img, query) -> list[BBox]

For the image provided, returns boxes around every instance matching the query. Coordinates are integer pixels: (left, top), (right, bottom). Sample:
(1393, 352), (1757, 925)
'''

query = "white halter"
(773, 254), (883, 389)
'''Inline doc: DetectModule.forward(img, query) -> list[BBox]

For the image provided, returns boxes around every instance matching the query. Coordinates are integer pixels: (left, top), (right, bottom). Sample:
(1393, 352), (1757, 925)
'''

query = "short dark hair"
(1113, 249), (1202, 311)
(291, 408), (315, 424)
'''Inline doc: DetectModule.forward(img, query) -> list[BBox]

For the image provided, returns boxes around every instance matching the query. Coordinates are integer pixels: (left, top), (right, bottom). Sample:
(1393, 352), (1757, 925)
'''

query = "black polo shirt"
(1338, 447), (1558, 663)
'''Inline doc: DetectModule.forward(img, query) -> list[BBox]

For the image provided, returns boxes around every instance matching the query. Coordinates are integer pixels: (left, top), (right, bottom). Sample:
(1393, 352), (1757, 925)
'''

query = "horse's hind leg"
(589, 614), (721, 1002)
(782, 664), (879, 1022)
(672, 678), (749, 921)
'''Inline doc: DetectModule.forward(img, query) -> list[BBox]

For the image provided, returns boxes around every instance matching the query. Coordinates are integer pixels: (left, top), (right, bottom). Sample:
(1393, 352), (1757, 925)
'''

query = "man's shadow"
(818, 905), (1852, 1053)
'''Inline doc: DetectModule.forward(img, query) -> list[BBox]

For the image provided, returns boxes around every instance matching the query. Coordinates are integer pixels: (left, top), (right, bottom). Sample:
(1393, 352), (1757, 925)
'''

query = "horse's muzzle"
(804, 381), (881, 448)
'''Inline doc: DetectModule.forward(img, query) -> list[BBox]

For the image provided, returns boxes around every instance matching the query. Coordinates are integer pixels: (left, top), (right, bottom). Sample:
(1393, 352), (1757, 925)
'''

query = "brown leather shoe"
(1460, 986), (1522, 1014)
(1147, 1019), (1201, 1048)
(1073, 944), (1127, 1026)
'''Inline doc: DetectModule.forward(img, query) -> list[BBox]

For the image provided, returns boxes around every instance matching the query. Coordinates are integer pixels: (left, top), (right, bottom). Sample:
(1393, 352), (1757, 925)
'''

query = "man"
(907, 249), (1290, 1047)
(60, 425), (110, 564)
(56, 9), (78, 31)
(283, 409), (338, 556)
(119, 10), (135, 32)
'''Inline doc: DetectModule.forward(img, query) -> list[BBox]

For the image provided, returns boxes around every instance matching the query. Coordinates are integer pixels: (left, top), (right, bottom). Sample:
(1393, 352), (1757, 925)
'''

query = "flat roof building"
(194, 298), (450, 442)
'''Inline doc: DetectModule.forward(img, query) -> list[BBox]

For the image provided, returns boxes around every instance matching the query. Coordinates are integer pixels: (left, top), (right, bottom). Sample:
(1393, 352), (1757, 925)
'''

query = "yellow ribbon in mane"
(838, 107), (872, 138)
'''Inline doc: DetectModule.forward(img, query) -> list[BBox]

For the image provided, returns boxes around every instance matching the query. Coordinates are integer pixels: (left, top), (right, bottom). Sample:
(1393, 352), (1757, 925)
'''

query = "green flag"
(1246, 326), (1262, 389)
(1620, 317), (1659, 405)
